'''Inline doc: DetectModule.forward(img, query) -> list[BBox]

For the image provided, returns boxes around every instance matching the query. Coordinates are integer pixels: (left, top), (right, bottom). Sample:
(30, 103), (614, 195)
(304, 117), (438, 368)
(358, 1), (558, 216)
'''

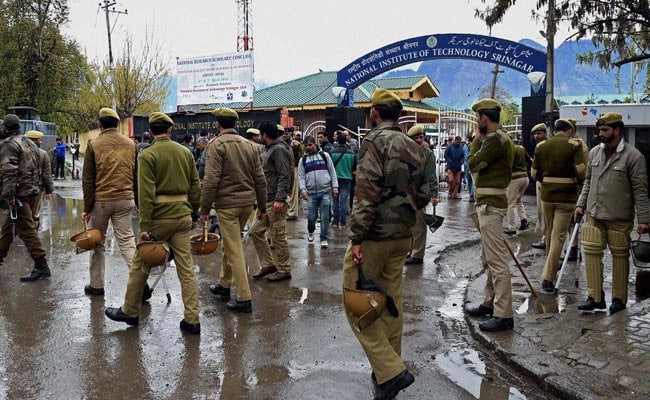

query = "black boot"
(577, 291), (606, 311)
(20, 257), (51, 282)
(519, 219), (529, 230)
(141, 283), (153, 303)
(560, 246), (578, 262)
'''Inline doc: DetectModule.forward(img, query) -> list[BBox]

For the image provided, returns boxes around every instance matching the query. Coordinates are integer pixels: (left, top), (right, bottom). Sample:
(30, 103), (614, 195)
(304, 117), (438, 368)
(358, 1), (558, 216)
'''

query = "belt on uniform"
(543, 177), (575, 184)
(475, 187), (506, 195)
(154, 194), (188, 203)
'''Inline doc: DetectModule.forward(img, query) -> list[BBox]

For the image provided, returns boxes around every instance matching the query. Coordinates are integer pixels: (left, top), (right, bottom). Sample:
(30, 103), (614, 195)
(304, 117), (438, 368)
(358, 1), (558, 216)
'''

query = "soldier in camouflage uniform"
(105, 112), (202, 335)
(24, 130), (53, 227)
(464, 99), (515, 332)
(342, 89), (429, 399)
(0, 114), (51, 281)
(532, 119), (586, 292)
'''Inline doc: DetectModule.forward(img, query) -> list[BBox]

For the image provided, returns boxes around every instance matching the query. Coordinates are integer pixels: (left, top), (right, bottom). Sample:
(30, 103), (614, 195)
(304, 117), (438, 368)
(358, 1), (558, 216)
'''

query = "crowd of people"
(2, 87), (649, 399)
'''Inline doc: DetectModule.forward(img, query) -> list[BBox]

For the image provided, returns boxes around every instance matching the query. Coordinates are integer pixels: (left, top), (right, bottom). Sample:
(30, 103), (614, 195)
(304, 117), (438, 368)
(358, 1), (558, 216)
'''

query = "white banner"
(176, 51), (254, 106)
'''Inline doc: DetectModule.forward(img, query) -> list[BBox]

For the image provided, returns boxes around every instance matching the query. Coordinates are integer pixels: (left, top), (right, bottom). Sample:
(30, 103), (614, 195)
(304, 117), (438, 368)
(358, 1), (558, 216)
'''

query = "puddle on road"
(515, 294), (576, 315)
(437, 277), (469, 321)
(435, 342), (528, 400)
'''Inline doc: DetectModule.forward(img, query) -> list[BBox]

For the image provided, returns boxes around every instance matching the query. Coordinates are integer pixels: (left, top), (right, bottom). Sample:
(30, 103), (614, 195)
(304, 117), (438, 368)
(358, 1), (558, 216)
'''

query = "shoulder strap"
(333, 151), (344, 168)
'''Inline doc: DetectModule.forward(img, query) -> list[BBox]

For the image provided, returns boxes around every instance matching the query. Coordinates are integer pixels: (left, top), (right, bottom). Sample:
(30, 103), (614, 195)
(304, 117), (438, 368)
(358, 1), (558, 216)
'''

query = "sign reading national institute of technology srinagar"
(336, 33), (546, 106)
(176, 51), (254, 106)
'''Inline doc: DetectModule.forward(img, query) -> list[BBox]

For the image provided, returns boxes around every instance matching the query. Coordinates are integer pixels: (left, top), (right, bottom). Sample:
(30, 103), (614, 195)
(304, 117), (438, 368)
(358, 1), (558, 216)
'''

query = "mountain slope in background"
(165, 39), (647, 111)
(384, 39), (646, 109)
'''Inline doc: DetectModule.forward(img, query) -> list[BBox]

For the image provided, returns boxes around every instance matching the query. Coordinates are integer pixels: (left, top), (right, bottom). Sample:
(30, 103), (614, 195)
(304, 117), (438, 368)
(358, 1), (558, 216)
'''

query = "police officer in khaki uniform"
(576, 112), (650, 314)
(201, 108), (266, 313)
(82, 108), (137, 296)
(530, 123), (548, 249)
(24, 130), (53, 226)
(532, 118), (586, 292)
(504, 142), (529, 235)
(283, 125), (302, 221)
(0, 114), (51, 281)
(464, 99), (515, 332)
(342, 89), (429, 399)
(105, 112), (202, 334)
(404, 124), (439, 265)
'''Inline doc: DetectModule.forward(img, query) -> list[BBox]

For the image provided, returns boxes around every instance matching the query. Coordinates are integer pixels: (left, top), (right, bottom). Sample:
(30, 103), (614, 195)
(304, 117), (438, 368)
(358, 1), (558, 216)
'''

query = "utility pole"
(100, 1), (127, 112)
(490, 63), (504, 98)
(545, 0), (555, 115)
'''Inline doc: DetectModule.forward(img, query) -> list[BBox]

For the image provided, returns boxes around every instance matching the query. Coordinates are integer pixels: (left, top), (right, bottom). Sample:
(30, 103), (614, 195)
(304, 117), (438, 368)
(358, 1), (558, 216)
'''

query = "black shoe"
(464, 304), (494, 317)
(252, 265), (277, 280)
(371, 371), (377, 385)
(209, 284), (230, 301)
(404, 256), (423, 265)
(104, 307), (139, 326)
(577, 295), (606, 312)
(503, 228), (517, 236)
(609, 298), (626, 315)
(20, 258), (51, 282)
(141, 283), (152, 303)
(226, 299), (252, 313)
(478, 317), (514, 332)
(519, 219), (529, 231)
(180, 319), (201, 334)
(541, 280), (555, 293)
(84, 285), (105, 296)
(374, 370), (415, 400)
(531, 241), (546, 249)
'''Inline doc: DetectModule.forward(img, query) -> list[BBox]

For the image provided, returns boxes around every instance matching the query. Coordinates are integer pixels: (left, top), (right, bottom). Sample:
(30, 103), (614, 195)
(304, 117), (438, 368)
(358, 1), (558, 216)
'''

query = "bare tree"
(95, 28), (171, 118)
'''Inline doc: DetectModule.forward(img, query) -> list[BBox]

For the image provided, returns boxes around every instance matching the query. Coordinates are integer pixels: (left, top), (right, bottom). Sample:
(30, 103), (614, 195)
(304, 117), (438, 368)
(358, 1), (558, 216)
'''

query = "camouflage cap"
(99, 107), (120, 120)
(2, 114), (20, 129)
(149, 112), (174, 125)
(370, 88), (403, 110)
(213, 108), (238, 119)
(25, 130), (43, 139)
(246, 128), (260, 135)
(596, 112), (623, 127)
(471, 98), (501, 112)
(277, 125), (285, 133)
(407, 125), (424, 137)
(531, 123), (547, 133)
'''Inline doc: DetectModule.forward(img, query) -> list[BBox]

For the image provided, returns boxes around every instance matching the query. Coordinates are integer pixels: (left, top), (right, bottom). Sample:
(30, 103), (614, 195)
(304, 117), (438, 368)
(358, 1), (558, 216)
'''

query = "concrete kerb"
(463, 273), (638, 400)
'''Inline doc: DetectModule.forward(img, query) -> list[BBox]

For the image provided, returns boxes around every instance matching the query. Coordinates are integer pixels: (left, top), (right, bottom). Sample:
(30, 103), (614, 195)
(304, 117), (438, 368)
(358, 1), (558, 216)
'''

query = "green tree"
(476, 1), (650, 91)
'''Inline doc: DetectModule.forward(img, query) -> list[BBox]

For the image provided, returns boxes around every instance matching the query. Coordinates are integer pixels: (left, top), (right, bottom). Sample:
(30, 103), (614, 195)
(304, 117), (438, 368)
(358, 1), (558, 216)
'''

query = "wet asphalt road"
(0, 182), (558, 400)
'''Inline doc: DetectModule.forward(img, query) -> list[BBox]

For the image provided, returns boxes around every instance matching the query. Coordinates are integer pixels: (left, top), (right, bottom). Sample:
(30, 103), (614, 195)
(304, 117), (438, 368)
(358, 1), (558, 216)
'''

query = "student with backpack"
(298, 136), (338, 248)
(329, 133), (356, 229)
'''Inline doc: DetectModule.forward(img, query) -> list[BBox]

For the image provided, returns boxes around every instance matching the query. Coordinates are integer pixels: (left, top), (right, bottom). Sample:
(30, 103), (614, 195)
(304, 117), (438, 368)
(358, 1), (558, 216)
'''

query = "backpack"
(302, 151), (328, 170)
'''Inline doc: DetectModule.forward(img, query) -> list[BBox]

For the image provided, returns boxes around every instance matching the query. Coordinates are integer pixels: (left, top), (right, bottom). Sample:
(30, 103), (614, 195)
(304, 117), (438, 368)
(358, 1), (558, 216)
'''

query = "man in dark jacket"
(444, 136), (464, 199)
(250, 122), (293, 282)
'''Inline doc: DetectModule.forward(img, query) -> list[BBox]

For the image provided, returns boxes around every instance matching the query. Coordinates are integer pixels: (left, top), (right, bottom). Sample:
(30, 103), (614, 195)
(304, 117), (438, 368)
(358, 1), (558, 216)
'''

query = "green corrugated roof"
(186, 71), (444, 112)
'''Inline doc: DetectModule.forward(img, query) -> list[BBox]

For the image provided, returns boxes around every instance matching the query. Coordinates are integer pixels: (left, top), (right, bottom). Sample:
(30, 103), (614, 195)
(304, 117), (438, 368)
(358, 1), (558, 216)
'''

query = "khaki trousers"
(476, 204), (513, 318)
(541, 202), (574, 281)
(410, 209), (427, 259)
(506, 177), (528, 230)
(89, 199), (137, 288)
(287, 169), (299, 218)
(0, 195), (46, 260)
(447, 170), (461, 197)
(250, 201), (291, 272)
(122, 216), (200, 324)
(583, 216), (633, 302)
(342, 237), (411, 385)
(536, 183), (545, 238)
(217, 207), (253, 301)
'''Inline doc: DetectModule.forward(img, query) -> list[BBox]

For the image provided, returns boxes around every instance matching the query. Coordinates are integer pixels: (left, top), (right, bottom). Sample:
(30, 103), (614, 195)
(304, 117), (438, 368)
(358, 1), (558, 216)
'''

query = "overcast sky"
(64, 0), (573, 86)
